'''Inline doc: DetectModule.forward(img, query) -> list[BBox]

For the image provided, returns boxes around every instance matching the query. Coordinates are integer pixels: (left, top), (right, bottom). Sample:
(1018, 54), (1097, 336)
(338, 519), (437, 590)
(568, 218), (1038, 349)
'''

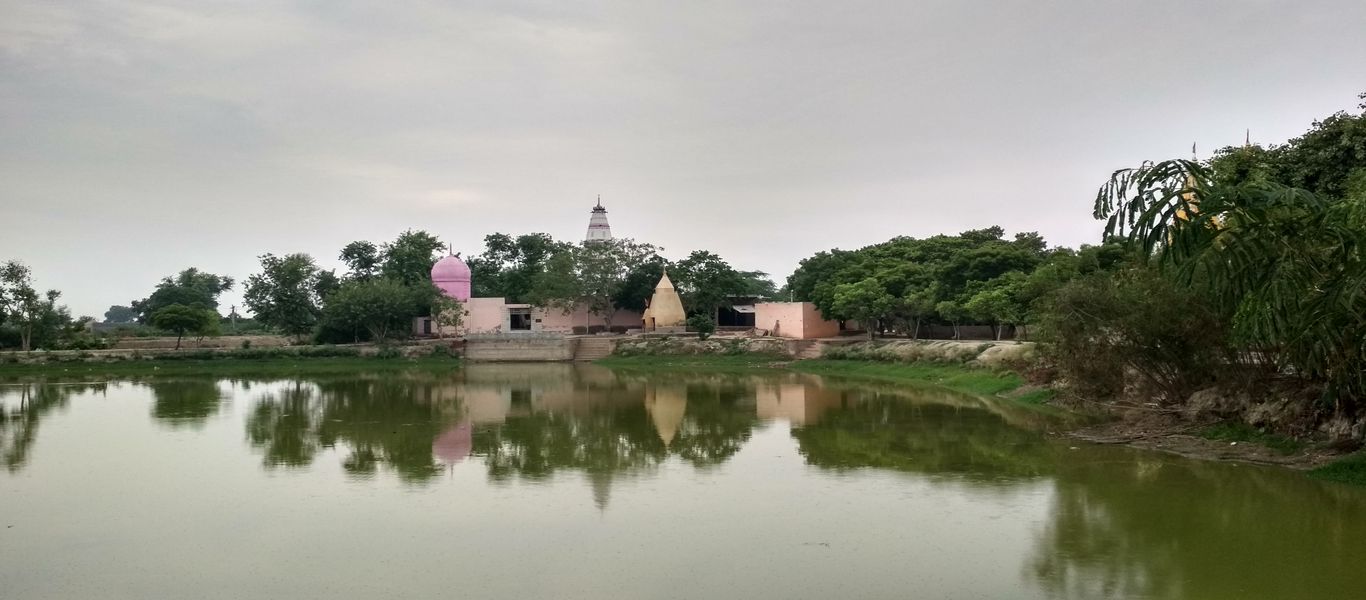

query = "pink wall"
(536, 305), (643, 333)
(461, 298), (508, 335)
(755, 302), (840, 340)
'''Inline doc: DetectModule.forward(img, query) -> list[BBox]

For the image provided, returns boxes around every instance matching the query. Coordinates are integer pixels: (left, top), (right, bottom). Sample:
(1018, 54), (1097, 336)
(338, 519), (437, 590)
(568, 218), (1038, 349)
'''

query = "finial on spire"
(596, 194), (602, 208)
(1191, 141), (1197, 161)
(1245, 129), (1251, 147)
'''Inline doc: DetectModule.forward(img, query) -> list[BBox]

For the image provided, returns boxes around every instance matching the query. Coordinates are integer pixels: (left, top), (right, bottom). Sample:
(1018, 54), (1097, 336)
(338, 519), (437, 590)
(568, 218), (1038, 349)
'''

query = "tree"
(935, 300), (966, 340)
(467, 232), (574, 302)
(830, 278), (895, 340)
(431, 294), (464, 339)
(103, 305), (137, 324)
(243, 253), (326, 341)
(673, 251), (746, 322)
(964, 273), (1026, 340)
(150, 304), (217, 350)
(571, 238), (660, 326)
(320, 279), (423, 342)
(613, 256), (673, 313)
(380, 230), (446, 287)
(1094, 156), (1366, 407)
(686, 314), (716, 340)
(339, 241), (381, 281)
(131, 268), (233, 323)
(1, 262), (57, 351)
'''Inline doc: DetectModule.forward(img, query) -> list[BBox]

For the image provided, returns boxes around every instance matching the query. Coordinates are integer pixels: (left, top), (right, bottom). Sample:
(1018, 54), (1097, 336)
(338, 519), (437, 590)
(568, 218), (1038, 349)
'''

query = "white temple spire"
(586, 195), (612, 242)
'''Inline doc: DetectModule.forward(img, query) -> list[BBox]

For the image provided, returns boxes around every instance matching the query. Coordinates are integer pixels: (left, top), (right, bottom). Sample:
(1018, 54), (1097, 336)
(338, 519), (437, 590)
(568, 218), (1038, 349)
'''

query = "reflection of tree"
(0, 383), (104, 472)
(148, 379), (223, 428)
(472, 403), (666, 481)
(244, 376), (459, 482)
(791, 391), (1059, 480)
(245, 382), (319, 468)
(672, 384), (758, 467)
(1026, 454), (1366, 599)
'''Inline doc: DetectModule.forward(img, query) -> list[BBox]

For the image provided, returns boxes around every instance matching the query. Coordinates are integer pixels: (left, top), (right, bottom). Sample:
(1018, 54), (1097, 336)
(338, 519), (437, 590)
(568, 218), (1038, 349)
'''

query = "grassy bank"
(595, 353), (789, 373)
(0, 353), (461, 378)
(789, 359), (1025, 397)
(1310, 453), (1366, 486)
(597, 354), (1029, 399)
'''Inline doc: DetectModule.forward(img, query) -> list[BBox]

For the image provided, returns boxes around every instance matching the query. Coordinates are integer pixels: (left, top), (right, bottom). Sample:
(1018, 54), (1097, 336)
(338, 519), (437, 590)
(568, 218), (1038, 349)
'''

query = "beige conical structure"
(645, 386), (687, 447)
(644, 270), (687, 331)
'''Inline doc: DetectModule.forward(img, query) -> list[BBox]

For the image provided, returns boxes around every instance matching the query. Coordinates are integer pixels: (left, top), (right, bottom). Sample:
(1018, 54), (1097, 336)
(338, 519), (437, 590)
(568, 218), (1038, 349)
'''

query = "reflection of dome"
(432, 421), (472, 465)
(431, 255), (471, 301)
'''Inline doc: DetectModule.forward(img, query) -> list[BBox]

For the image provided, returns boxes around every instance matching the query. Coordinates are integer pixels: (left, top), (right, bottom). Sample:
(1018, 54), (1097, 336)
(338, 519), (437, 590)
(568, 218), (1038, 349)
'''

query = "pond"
(2, 364), (1365, 599)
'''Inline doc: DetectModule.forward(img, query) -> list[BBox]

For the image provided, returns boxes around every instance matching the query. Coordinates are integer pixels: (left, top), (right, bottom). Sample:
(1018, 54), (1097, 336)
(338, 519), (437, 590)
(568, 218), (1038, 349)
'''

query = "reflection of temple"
(644, 385), (687, 446)
(755, 382), (846, 426)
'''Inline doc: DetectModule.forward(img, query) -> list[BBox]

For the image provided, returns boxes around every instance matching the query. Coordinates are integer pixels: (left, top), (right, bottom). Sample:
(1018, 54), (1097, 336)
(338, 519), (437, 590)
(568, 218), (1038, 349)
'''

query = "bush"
(240, 340), (252, 350)
(588, 325), (606, 335)
(609, 326), (628, 334)
(686, 315), (716, 340)
(571, 326), (588, 335)
(1035, 266), (1231, 403)
(374, 346), (402, 360)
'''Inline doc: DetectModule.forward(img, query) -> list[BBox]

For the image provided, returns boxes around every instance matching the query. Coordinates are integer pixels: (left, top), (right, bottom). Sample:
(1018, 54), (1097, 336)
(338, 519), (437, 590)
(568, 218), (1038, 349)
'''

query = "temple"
(585, 196), (612, 242)
(641, 271), (686, 332)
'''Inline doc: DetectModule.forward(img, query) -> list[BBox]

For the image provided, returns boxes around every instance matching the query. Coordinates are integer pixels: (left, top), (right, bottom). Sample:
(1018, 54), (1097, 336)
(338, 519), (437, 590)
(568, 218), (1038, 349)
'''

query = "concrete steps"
(791, 340), (824, 360)
(574, 337), (617, 361)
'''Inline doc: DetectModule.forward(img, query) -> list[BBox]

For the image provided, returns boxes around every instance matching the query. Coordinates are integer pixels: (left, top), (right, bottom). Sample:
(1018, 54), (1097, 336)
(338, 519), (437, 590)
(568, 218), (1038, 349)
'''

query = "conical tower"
(644, 270), (687, 331)
(585, 195), (612, 242)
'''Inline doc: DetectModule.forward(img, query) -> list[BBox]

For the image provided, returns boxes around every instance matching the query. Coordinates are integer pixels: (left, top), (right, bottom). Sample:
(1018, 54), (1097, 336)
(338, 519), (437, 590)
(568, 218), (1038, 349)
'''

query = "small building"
(642, 271), (687, 332)
(754, 302), (843, 340)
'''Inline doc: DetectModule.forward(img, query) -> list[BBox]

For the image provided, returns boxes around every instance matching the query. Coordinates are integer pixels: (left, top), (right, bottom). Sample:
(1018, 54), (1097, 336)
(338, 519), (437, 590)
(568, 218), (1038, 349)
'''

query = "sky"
(2, 1), (1364, 318)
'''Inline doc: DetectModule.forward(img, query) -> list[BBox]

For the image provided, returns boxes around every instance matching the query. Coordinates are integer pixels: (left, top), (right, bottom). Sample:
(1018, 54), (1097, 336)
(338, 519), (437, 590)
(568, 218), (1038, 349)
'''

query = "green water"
(2, 364), (1364, 599)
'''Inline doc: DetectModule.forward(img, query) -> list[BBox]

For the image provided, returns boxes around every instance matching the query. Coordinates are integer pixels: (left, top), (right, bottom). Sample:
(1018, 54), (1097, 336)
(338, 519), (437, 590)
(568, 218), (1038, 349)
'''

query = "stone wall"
(463, 336), (576, 362)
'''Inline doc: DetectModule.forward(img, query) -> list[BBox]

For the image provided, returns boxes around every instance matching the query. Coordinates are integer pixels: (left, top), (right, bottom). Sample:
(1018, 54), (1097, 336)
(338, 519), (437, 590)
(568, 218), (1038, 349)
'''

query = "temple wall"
(536, 306), (644, 332)
(754, 302), (841, 340)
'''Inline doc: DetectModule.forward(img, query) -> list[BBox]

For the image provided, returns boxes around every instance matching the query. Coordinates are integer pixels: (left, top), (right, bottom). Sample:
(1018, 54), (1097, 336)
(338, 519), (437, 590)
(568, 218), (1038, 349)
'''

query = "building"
(641, 271), (687, 332)
(754, 302), (845, 340)
(585, 196), (612, 242)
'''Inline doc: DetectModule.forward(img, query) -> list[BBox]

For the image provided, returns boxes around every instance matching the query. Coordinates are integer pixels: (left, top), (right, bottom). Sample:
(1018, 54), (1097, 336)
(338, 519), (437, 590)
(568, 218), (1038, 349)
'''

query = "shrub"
(241, 340), (252, 350)
(587, 325), (606, 335)
(571, 326), (588, 335)
(609, 326), (628, 334)
(687, 315), (716, 340)
(374, 346), (402, 360)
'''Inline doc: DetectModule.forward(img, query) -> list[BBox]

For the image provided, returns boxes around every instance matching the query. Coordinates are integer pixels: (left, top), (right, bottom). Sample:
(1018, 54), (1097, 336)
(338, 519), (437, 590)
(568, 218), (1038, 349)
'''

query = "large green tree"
(131, 268), (233, 323)
(466, 232), (574, 302)
(319, 279), (425, 342)
(243, 253), (329, 341)
(672, 251), (747, 322)
(150, 304), (219, 350)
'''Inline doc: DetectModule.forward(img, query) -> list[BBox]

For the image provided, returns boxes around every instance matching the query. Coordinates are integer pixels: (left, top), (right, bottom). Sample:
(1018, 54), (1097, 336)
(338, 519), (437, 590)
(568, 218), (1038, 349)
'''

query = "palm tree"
(1094, 159), (1366, 410)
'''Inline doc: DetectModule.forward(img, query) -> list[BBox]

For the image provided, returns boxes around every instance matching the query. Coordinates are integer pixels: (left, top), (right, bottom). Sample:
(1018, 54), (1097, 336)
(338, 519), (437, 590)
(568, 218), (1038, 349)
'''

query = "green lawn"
(788, 359), (1025, 397)
(0, 356), (461, 379)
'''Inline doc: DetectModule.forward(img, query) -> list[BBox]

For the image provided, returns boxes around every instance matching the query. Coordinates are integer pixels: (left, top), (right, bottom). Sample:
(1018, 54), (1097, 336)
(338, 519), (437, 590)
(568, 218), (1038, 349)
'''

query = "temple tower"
(642, 270), (687, 331)
(585, 195), (612, 242)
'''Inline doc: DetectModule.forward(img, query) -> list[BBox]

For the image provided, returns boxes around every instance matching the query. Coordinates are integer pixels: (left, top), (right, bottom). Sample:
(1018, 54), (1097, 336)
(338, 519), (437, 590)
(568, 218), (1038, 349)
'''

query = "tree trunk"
(20, 325), (32, 351)
(995, 324), (1003, 341)
(174, 332), (183, 350)
(912, 318), (920, 340)
(952, 322), (960, 340)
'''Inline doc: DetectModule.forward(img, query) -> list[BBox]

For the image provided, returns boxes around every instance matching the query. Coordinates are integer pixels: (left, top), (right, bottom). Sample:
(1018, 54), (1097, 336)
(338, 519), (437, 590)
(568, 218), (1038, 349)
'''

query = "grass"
(0, 355), (461, 379)
(1310, 453), (1366, 486)
(597, 355), (1030, 399)
(595, 353), (789, 373)
(1012, 388), (1056, 405)
(789, 360), (1024, 397)
(1197, 421), (1305, 455)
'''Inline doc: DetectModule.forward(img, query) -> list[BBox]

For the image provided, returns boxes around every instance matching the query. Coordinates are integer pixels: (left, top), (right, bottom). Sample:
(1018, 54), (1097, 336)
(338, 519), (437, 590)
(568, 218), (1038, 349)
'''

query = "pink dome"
(431, 255), (471, 301)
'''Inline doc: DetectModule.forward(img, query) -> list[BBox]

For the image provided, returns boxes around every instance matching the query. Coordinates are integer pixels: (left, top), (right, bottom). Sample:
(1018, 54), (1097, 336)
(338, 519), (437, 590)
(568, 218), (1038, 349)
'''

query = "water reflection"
(5, 367), (1366, 598)
(148, 379), (224, 429)
(0, 382), (104, 472)
(1026, 451), (1366, 600)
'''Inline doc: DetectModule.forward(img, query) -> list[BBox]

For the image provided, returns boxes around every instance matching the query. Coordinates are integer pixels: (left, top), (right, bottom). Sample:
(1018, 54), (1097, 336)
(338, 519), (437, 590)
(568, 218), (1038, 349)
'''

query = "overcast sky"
(2, 1), (1364, 318)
